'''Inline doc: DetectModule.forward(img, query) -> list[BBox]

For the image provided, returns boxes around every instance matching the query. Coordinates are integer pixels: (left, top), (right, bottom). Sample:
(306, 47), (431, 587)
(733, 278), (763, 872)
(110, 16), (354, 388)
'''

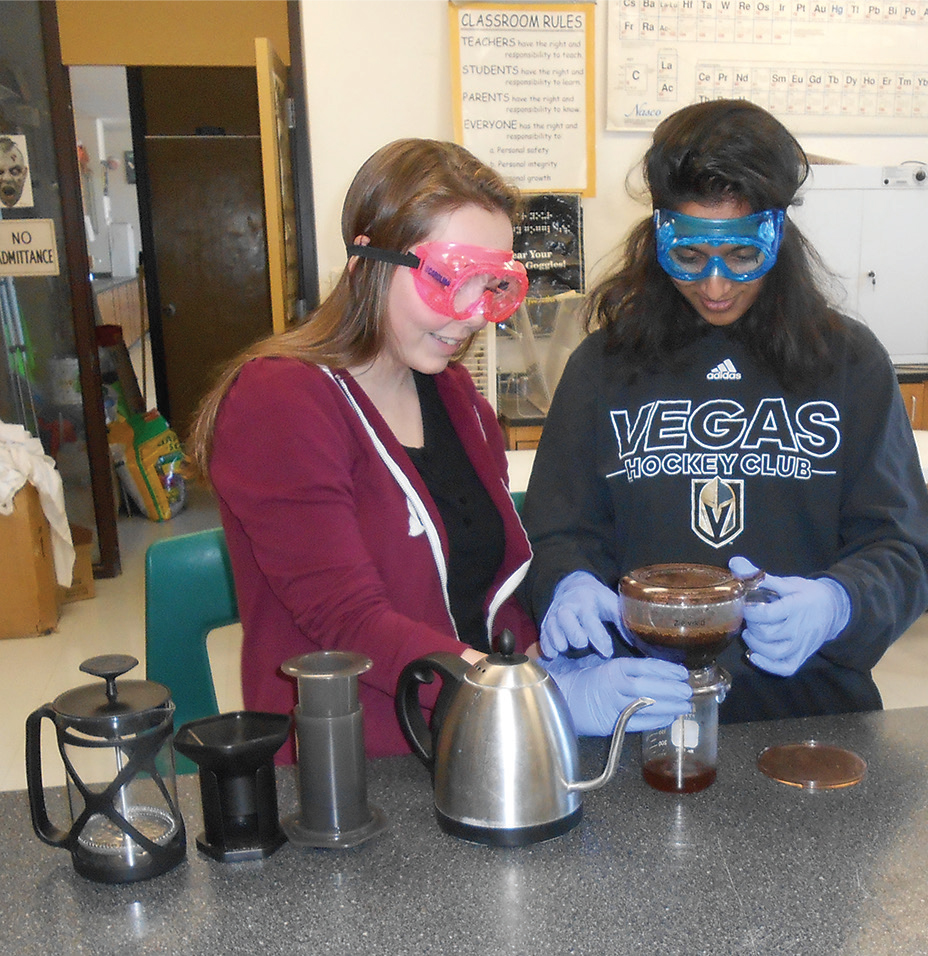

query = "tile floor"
(4, 482), (928, 792)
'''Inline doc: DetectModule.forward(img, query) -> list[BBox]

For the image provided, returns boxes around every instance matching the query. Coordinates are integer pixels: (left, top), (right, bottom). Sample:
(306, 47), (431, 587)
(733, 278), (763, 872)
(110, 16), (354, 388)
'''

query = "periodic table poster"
(606, 0), (928, 133)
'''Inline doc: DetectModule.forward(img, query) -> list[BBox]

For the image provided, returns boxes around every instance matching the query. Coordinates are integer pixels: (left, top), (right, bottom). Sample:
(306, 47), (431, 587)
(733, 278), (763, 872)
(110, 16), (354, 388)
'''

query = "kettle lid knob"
(486, 629), (528, 667)
(498, 628), (516, 657)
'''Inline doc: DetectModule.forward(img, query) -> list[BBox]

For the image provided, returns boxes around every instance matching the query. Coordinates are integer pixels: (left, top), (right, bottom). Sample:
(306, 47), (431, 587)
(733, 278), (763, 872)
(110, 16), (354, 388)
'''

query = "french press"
(25, 654), (186, 883)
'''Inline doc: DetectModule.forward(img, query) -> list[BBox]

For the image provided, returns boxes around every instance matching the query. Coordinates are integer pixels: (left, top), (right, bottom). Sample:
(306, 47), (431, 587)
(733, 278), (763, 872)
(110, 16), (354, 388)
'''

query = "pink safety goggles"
(347, 241), (528, 323)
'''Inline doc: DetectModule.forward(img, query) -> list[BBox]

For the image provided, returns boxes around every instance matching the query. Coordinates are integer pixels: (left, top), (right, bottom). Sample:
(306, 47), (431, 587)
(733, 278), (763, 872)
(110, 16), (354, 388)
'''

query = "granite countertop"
(4, 707), (928, 956)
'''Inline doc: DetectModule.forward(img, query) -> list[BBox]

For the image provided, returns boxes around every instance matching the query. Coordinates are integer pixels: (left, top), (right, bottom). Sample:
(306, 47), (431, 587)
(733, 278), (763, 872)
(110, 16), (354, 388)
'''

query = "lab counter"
(4, 707), (928, 956)
(894, 364), (928, 384)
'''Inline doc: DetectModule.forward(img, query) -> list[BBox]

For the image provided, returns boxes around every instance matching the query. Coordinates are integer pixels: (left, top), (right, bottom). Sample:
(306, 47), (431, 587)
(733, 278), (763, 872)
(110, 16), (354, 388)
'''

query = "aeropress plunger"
(281, 651), (387, 848)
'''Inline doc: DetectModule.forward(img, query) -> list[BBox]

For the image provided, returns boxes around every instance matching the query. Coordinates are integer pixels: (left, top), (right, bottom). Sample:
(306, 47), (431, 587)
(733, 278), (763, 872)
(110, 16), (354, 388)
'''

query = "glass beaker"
(640, 665), (730, 794)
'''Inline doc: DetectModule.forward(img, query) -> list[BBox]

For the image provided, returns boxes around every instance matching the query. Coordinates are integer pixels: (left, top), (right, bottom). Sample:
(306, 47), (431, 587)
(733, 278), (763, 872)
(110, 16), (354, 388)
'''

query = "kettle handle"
(25, 705), (71, 847)
(395, 652), (469, 770)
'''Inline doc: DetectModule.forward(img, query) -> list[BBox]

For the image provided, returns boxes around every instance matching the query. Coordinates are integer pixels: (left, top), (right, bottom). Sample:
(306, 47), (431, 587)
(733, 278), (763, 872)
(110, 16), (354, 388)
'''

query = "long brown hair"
(188, 138), (521, 480)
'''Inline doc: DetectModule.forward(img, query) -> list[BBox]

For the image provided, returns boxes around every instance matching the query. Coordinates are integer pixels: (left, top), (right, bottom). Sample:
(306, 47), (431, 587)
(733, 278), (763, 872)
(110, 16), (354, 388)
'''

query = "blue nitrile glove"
(540, 570), (622, 658)
(729, 556), (851, 677)
(540, 652), (693, 735)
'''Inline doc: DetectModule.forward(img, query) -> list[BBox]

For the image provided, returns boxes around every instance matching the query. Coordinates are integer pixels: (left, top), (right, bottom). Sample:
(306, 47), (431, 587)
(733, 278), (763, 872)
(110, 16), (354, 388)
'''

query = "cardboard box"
(59, 524), (95, 604)
(0, 483), (60, 639)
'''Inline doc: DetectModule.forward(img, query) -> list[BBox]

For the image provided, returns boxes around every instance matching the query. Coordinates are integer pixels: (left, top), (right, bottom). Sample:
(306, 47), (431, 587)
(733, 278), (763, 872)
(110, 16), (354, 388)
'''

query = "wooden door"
(146, 136), (271, 437)
(134, 66), (274, 438)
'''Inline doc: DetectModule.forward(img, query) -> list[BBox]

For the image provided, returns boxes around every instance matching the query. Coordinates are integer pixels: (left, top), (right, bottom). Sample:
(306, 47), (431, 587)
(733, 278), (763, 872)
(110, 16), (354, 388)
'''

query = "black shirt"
(404, 371), (505, 651)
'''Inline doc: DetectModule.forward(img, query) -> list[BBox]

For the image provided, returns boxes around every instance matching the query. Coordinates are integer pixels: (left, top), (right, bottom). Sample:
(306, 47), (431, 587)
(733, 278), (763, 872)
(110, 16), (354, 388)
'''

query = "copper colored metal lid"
(757, 741), (867, 790)
(620, 563), (745, 605)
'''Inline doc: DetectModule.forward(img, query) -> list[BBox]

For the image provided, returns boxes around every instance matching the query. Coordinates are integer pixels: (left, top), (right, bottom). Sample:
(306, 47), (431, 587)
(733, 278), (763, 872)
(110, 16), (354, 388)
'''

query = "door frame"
(42, 3), (120, 577)
(125, 67), (170, 420)
(285, 0), (319, 315)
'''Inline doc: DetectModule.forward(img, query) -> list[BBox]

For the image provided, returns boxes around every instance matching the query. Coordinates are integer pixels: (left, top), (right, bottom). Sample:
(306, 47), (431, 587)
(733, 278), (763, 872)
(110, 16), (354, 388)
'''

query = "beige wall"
(300, 1), (928, 295)
(54, 0), (928, 300)
(56, 0), (289, 66)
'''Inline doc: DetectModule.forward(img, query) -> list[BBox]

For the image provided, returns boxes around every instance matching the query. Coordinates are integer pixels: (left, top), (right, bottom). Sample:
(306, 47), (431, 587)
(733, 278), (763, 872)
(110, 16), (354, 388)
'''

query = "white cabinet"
(791, 164), (928, 363)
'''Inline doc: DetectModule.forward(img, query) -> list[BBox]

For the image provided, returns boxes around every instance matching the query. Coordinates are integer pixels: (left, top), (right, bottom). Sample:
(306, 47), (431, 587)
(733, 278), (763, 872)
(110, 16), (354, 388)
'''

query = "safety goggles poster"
(450, 2), (596, 195)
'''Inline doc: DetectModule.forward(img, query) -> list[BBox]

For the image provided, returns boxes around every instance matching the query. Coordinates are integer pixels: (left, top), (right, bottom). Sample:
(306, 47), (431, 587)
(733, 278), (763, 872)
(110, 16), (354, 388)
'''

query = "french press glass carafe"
(25, 654), (185, 883)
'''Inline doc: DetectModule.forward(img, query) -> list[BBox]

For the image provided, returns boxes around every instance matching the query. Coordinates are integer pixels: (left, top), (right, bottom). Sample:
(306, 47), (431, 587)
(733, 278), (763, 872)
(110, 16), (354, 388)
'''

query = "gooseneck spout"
(568, 696), (655, 793)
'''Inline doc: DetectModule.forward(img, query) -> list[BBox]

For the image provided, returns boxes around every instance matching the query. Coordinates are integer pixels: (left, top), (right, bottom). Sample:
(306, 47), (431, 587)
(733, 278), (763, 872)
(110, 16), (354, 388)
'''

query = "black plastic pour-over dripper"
(174, 711), (290, 862)
(280, 651), (387, 848)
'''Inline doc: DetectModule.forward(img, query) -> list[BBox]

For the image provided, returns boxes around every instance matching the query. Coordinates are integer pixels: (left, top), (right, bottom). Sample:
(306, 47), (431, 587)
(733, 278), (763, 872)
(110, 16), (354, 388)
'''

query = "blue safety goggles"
(654, 208), (785, 282)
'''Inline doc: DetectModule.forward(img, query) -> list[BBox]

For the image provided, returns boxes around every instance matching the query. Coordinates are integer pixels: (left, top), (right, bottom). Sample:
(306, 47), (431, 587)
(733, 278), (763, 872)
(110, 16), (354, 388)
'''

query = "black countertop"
(5, 707), (928, 956)
(497, 392), (547, 426)
(895, 364), (928, 383)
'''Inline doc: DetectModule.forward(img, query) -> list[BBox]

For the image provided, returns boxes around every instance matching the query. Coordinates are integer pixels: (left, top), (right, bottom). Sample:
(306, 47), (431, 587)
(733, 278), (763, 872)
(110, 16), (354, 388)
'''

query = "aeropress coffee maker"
(281, 651), (386, 848)
(26, 655), (185, 883)
(620, 564), (764, 794)
(173, 710), (291, 862)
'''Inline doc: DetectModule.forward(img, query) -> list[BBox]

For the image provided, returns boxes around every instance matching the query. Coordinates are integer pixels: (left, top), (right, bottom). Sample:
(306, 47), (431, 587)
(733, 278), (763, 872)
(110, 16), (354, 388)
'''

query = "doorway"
(129, 65), (275, 438)
(70, 65), (276, 439)
(69, 65), (152, 408)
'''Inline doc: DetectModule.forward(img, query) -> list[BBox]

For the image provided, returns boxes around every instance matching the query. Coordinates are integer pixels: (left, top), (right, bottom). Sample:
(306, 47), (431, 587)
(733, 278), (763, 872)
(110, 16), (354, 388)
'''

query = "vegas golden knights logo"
(692, 477), (743, 548)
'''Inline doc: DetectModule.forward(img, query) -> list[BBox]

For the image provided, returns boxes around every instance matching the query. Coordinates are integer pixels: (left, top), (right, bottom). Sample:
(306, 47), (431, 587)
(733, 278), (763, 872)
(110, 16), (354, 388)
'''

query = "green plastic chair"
(145, 527), (238, 773)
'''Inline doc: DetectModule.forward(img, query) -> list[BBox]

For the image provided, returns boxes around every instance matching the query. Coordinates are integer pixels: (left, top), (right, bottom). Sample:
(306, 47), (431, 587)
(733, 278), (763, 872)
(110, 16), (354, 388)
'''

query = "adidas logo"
(707, 359), (742, 380)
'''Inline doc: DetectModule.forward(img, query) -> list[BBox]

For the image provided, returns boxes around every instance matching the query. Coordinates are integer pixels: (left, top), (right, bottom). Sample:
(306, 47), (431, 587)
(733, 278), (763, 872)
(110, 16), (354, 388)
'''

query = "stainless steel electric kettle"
(395, 630), (652, 846)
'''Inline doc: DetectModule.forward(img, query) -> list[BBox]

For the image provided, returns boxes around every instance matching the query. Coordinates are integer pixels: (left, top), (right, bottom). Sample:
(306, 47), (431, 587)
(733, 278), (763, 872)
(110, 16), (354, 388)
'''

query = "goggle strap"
(346, 244), (420, 268)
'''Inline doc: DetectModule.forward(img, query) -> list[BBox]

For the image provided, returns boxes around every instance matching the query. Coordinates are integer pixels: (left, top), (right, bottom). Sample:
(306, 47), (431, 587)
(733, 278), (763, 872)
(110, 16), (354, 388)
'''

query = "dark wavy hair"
(586, 99), (846, 391)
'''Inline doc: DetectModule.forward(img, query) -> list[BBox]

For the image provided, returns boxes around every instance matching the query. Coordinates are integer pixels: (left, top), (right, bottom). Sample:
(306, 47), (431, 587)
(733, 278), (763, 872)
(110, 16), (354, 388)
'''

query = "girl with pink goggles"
(348, 241), (529, 323)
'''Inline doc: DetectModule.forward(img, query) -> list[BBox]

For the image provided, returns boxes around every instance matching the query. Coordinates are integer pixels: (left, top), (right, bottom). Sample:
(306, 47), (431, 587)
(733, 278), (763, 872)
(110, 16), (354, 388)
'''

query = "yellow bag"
(108, 412), (187, 521)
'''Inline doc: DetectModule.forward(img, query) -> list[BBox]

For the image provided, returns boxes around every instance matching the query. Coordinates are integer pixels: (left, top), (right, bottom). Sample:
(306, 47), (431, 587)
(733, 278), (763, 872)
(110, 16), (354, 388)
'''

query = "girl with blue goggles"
(654, 208), (785, 282)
